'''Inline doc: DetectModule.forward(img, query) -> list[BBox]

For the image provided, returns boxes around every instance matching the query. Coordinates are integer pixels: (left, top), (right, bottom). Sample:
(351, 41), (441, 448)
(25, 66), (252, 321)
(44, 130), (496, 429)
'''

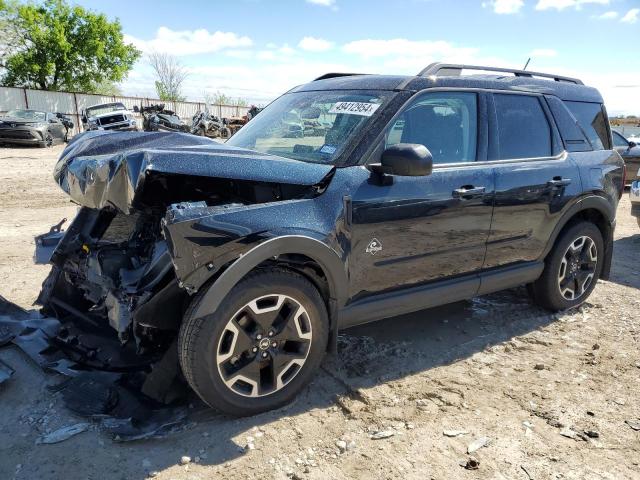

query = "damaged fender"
(162, 198), (350, 324)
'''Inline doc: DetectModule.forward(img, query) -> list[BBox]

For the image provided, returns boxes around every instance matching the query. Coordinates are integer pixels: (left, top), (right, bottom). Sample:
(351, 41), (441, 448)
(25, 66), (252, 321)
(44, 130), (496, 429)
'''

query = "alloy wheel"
(216, 294), (313, 397)
(557, 235), (598, 301)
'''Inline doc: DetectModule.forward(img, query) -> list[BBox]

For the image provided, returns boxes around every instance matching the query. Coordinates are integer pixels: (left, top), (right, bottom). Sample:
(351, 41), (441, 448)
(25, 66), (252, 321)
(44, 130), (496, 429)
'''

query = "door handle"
(547, 177), (571, 188)
(452, 186), (486, 199)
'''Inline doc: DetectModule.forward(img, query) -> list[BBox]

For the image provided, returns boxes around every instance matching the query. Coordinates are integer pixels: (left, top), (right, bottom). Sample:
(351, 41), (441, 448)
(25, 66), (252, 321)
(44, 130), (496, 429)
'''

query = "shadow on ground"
(609, 234), (640, 289)
(60, 286), (558, 478)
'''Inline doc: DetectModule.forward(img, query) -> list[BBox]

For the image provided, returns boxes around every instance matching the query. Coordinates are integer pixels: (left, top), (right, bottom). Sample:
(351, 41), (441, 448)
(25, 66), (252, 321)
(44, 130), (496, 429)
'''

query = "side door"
(348, 90), (495, 300)
(484, 92), (582, 270)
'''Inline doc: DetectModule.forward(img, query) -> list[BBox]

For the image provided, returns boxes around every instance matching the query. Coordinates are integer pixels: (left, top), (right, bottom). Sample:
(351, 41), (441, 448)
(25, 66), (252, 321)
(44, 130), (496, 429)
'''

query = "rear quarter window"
(564, 101), (611, 150)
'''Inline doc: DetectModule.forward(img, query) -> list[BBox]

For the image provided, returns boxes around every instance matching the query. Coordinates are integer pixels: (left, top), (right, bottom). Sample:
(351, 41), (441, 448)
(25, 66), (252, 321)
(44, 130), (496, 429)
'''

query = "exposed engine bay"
(34, 131), (334, 381)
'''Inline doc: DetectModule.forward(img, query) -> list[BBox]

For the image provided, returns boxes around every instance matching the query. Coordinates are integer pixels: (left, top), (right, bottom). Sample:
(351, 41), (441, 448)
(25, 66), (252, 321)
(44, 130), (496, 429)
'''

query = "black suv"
(38, 63), (625, 416)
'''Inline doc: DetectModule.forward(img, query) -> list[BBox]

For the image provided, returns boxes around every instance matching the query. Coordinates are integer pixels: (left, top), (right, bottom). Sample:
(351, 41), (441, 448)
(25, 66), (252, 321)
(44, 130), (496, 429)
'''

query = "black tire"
(40, 131), (53, 148)
(529, 221), (604, 311)
(178, 268), (329, 416)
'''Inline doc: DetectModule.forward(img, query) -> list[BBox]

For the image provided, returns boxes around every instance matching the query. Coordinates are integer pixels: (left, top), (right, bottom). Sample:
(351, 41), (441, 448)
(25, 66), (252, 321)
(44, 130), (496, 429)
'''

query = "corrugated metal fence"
(0, 86), (250, 134)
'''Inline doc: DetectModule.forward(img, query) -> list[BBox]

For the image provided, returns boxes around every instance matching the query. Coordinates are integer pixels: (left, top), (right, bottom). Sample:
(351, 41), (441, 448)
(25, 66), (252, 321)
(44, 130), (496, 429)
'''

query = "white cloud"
(530, 48), (558, 57)
(119, 37), (640, 116)
(595, 10), (618, 19)
(482, 0), (524, 14)
(343, 39), (477, 59)
(298, 36), (334, 52)
(621, 8), (639, 23)
(535, 0), (609, 11)
(305, 0), (336, 7)
(124, 27), (252, 56)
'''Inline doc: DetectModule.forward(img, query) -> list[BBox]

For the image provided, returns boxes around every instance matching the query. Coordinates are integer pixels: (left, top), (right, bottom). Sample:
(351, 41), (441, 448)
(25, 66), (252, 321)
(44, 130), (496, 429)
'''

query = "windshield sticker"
(320, 144), (337, 155)
(329, 102), (380, 117)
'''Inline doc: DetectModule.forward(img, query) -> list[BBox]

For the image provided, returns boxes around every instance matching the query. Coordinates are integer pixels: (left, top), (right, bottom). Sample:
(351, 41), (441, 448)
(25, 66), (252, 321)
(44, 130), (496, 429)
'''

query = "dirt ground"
(0, 144), (639, 480)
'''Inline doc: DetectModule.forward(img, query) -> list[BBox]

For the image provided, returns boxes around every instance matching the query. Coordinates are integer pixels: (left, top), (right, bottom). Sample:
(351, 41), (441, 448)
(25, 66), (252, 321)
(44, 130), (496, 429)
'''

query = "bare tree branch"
(148, 52), (188, 102)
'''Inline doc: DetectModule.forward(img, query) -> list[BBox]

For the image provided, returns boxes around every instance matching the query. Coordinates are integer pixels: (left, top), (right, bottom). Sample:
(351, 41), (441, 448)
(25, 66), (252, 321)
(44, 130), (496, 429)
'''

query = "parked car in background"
(82, 102), (137, 132)
(0, 109), (68, 147)
(613, 130), (640, 183)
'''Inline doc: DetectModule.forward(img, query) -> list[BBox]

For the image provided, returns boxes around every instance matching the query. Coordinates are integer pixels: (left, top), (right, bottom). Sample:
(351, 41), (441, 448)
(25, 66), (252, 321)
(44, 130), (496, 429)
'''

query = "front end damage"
(33, 131), (335, 399)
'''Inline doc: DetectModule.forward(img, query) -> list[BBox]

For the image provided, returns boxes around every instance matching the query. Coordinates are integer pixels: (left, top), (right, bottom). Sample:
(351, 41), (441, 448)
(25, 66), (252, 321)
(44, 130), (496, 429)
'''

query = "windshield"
(5, 110), (46, 121)
(86, 103), (126, 117)
(226, 90), (392, 164)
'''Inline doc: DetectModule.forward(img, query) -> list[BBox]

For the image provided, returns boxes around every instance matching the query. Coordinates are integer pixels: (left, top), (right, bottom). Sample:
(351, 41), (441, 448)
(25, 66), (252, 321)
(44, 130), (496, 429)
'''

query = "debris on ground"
(625, 420), (640, 431)
(460, 456), (480, 470)
(369, 430), (395, 440)
(36, 423), (90, 444)
(467, 436), (490, 454)
(443, 429), (468, 437)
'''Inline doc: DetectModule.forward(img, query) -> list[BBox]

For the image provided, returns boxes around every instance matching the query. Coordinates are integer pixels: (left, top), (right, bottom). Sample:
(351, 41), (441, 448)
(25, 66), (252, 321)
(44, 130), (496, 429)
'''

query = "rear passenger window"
(564, 101), (611, 150)
(494, 94), (552, 160)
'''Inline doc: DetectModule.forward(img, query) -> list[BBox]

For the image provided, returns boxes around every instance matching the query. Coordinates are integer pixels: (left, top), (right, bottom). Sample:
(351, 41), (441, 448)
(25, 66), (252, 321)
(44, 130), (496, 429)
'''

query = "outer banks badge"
(366, 238), (383, 255)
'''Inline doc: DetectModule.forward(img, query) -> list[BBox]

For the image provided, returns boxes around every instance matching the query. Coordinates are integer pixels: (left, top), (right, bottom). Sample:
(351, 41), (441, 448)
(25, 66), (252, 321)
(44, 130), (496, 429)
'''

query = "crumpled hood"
(53, 131), (334, 213)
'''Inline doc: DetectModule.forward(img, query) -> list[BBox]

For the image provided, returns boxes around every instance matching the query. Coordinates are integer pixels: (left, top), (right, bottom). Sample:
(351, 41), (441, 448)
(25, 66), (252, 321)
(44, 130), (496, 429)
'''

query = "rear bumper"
(0, 127), (46, 145)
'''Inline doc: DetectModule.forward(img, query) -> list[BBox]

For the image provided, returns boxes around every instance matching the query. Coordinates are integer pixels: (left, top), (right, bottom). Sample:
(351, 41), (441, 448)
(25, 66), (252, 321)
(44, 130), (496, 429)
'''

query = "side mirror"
(133, 105), (140, 113)
(630, 141), (637, 148)
(81, 115), (87, 123)
(372, 143), (433, 176)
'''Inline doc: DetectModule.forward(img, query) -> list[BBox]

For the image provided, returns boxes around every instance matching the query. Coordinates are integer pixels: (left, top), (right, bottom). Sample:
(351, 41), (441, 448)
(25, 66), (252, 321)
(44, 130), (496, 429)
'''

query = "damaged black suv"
(37, 64), (625, 416)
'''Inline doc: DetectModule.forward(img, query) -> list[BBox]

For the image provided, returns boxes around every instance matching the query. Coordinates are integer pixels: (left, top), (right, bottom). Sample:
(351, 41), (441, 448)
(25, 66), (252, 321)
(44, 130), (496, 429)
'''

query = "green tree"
(0, 0), (140, 92)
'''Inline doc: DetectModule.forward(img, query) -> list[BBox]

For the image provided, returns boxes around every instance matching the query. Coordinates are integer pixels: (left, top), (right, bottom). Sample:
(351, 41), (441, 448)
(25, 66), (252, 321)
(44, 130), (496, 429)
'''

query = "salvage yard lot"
(0, 145), (639, 480)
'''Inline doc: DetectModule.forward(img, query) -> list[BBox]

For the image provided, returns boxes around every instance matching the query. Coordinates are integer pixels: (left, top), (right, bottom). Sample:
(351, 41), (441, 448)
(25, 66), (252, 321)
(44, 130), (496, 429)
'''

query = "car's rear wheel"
(529, 221), (603, 311)
(178, 268), (328, 416)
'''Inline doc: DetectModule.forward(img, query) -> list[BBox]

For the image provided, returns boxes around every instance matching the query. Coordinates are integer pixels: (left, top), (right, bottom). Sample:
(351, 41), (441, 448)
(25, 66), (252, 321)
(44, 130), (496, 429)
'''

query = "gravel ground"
(0, 144), (639, 480)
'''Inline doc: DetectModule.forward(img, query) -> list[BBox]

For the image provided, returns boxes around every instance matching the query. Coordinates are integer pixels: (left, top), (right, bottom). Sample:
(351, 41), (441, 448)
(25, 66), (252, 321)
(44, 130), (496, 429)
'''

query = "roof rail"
(418, 63), (583, 85)
(313, 72), (364, 81)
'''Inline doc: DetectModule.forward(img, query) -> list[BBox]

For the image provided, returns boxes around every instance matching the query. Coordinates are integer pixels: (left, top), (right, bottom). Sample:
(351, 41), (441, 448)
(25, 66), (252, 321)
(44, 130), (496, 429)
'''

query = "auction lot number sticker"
(329, 102), (380, 116)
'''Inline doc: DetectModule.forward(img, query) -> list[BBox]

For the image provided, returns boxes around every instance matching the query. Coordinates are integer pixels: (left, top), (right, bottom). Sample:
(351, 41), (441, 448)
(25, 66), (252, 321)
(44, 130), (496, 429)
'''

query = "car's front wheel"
(178, 268), (328, 416)
(40, 131), (53, 148)
(529, 221), (603, 311)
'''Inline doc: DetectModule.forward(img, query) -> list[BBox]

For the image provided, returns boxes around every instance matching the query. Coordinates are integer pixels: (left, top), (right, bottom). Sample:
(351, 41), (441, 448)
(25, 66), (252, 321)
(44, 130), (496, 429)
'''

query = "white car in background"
(81, 102), (137, 132)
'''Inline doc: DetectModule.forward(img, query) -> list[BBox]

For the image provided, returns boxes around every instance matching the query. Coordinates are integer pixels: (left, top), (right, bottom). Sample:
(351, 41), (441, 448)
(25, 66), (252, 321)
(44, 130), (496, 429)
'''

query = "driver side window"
(386, 92), (478, 164)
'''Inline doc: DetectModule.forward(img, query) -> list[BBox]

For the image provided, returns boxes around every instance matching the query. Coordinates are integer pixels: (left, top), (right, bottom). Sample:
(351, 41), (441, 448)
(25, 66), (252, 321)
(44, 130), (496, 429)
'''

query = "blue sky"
(75, 0), (640, 114)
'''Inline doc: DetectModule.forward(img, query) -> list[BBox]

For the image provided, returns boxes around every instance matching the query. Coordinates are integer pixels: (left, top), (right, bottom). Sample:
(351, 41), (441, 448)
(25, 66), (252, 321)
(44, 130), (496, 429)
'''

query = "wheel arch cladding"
(544, 195), (614, 280)
(192, 235), (348, 327)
